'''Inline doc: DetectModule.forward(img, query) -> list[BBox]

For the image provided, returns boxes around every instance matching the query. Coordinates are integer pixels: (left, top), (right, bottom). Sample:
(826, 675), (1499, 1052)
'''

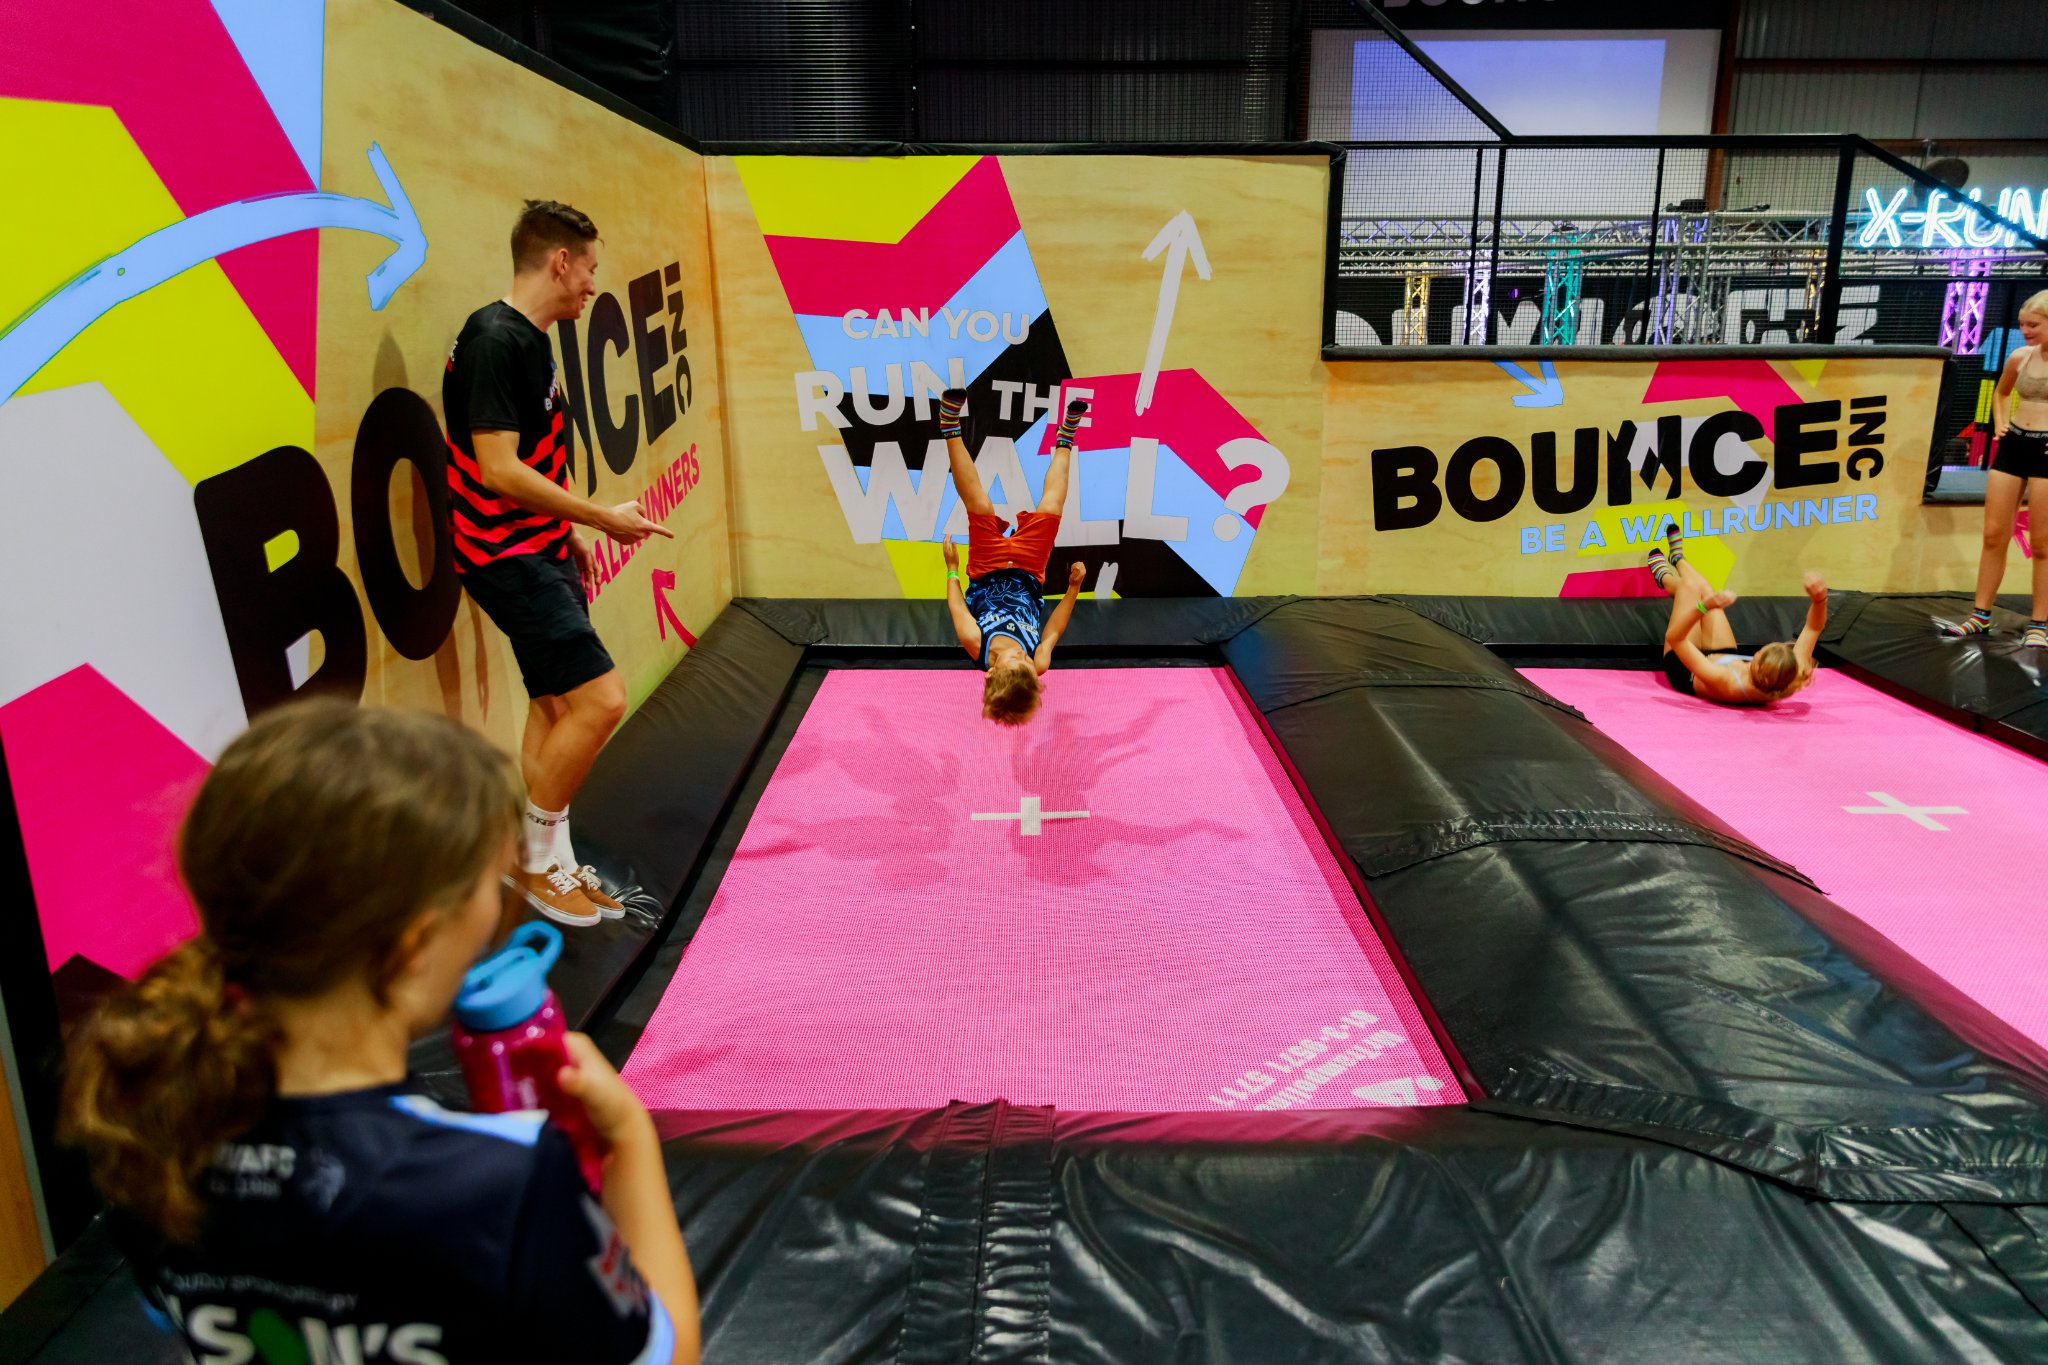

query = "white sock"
(550, 811), (580, 873)
(523, 802), (566, 874)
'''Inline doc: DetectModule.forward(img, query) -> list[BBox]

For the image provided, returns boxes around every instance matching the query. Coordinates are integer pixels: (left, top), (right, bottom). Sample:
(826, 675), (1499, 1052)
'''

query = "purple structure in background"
(1942, 250), (1992, 356)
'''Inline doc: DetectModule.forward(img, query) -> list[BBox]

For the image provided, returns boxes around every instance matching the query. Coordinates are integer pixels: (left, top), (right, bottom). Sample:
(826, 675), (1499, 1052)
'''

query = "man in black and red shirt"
(444, 200), (670, 927)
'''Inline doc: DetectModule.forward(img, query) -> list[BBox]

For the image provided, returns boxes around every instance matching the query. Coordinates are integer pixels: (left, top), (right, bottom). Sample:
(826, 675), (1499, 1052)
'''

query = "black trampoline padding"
(1386, 591), (1825, 657)
(2007, 697), (2048, 746)
(1819, 592), (2048, 758)
(637, 1103), (2048, 1365)
(15, 594), (2048, 1365)
(1221, 598), (2048, 1201)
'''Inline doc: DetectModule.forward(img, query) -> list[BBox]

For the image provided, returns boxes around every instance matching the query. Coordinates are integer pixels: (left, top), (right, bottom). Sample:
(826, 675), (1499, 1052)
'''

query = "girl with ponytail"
(61, 700), (697, 1365)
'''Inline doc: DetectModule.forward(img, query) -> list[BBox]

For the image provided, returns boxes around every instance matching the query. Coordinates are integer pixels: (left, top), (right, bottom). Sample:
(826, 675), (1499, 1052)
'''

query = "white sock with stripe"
(523, 803), (566, 874)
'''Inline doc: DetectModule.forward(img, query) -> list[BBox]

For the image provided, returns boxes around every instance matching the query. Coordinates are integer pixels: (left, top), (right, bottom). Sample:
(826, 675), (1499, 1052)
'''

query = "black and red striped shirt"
(443, 302), (573, 570)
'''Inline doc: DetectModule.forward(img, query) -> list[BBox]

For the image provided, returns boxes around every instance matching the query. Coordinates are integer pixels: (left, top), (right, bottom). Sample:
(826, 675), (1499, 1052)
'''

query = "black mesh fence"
(1332, 137), (2048, 363)
(665, 0), (1300, 143)
(442, 0), (1307, 142)
(912, 0), (1296, 143)
(1333, 140), (1868, 347)
(1334, 146), (1496, 345)
(666, 0), (914, 142)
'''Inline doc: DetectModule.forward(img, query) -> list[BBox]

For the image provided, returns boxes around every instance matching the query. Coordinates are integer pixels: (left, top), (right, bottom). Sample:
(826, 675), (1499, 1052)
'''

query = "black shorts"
(1660, 645), (1744, 698)
(1991, 426), (2048, 480)
(460, 551), (614, 698)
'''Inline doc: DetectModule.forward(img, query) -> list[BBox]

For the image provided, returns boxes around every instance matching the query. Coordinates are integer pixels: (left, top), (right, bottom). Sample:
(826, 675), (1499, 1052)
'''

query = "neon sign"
(1856, 187), (2048, 249)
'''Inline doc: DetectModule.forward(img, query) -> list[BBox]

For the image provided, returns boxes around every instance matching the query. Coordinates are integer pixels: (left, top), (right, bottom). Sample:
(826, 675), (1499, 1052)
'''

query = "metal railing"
(1325, 135), (2048, 351)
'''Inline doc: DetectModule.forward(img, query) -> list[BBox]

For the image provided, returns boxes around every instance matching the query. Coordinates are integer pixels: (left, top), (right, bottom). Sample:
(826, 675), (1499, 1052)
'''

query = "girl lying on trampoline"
(1650, 522), (1826, 705)
(939, 387), (1089, 725)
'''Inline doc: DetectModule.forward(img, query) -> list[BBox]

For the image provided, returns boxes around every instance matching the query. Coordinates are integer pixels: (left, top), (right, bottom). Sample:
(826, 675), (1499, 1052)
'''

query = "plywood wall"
(0, 1017), (45, 1310)
(709, 152), (1328, 600)
(1320, 353), (1957, 596)
(704, 146), (2009, 603)
(323, 0), (732, 734)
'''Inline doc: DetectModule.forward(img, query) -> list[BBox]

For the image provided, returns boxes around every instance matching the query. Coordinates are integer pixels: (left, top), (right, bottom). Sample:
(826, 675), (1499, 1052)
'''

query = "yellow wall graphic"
(323, 0), (731, 733)
(1320, 354), (1949, 595)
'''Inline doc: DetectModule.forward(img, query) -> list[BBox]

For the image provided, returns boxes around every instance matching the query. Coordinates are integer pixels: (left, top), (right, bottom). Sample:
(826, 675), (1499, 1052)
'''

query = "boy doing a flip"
(939, 388), (1088, 725)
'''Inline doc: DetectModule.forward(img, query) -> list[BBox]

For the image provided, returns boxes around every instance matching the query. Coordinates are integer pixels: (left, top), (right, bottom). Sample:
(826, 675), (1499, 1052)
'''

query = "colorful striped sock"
(1646, 545), (1676, 590)
(1662, 521), (1686, 566)
(2023, 621), (2048, 647)
(1053, 397), (1089, 449)
(938, 388), (967, 439)
(1941, 608), (1994, 637)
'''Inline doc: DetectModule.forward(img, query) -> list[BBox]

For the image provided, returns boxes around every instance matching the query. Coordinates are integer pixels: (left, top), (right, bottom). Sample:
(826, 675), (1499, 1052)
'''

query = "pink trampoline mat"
(622, 668), (1464, 1114)
(1527, 667), (2048, 1053)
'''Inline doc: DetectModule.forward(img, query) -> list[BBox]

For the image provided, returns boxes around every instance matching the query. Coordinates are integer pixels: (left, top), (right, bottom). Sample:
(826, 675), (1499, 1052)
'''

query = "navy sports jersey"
(118, 1083), (673, 1365)
(966, 568), (1045, 669)
(443, 301), (573, 570)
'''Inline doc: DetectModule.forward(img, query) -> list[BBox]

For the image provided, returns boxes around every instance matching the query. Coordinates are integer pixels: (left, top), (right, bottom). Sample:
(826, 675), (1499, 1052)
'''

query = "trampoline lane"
(1528, 666), (2048, 1053)
(621, 667), (1464, 1113)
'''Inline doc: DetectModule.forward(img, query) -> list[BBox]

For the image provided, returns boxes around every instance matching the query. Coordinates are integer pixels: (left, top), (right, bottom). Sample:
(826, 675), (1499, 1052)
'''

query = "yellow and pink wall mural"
(0, 0), (731, 1023)
(2, 1), (333, 1005)
(731, 154), (1299, 598)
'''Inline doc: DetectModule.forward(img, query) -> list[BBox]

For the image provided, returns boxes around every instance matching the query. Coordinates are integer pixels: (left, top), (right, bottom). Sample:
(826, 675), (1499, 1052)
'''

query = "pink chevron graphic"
(1640, 359), (1803, 443)
(1558, 566), (1665, 599)
(760, 157), (1021, 317)
(1050, 370), (1275, 526)
(0, 0), (319, 396)
(0, 666), (204, 981)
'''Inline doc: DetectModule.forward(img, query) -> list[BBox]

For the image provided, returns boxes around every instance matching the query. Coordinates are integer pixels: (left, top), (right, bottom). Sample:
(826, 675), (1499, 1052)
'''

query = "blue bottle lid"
(454, 921), (563, 1032)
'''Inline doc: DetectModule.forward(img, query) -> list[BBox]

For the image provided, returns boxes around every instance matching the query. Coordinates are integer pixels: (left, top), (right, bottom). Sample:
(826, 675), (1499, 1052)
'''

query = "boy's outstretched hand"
(1068, 561), (1087, 590)
(1802, 571), (1827, 601)
(943, 537), (961, 574)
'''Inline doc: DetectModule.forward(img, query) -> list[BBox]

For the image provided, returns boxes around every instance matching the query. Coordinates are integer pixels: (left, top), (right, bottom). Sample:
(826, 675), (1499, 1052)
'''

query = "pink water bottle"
(451, 922), (606, 1190)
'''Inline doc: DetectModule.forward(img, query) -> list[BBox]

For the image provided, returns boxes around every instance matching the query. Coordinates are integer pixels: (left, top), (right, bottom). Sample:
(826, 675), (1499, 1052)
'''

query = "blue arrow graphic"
(1495, 359), (1564, 408)
(0, 143), (425, 404)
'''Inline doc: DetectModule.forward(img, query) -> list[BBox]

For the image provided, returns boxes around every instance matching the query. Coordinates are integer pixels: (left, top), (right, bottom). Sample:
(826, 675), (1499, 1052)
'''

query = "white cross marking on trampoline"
(1842, 791), (1969, 831)
(972, 795), (1090, 836)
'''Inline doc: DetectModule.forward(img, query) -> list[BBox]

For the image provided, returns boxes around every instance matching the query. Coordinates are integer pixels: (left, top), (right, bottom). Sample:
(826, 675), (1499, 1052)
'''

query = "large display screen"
(1316, 28), (1721, 139)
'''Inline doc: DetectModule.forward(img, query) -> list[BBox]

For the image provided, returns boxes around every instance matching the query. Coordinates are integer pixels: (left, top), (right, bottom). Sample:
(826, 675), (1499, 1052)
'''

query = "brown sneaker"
(568, 865), (625, 919)
(512, 864), (600, 928)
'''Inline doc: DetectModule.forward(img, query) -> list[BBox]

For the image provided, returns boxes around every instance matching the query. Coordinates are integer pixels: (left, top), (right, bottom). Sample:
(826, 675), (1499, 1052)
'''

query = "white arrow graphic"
(1137, 211), (1211, 416)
